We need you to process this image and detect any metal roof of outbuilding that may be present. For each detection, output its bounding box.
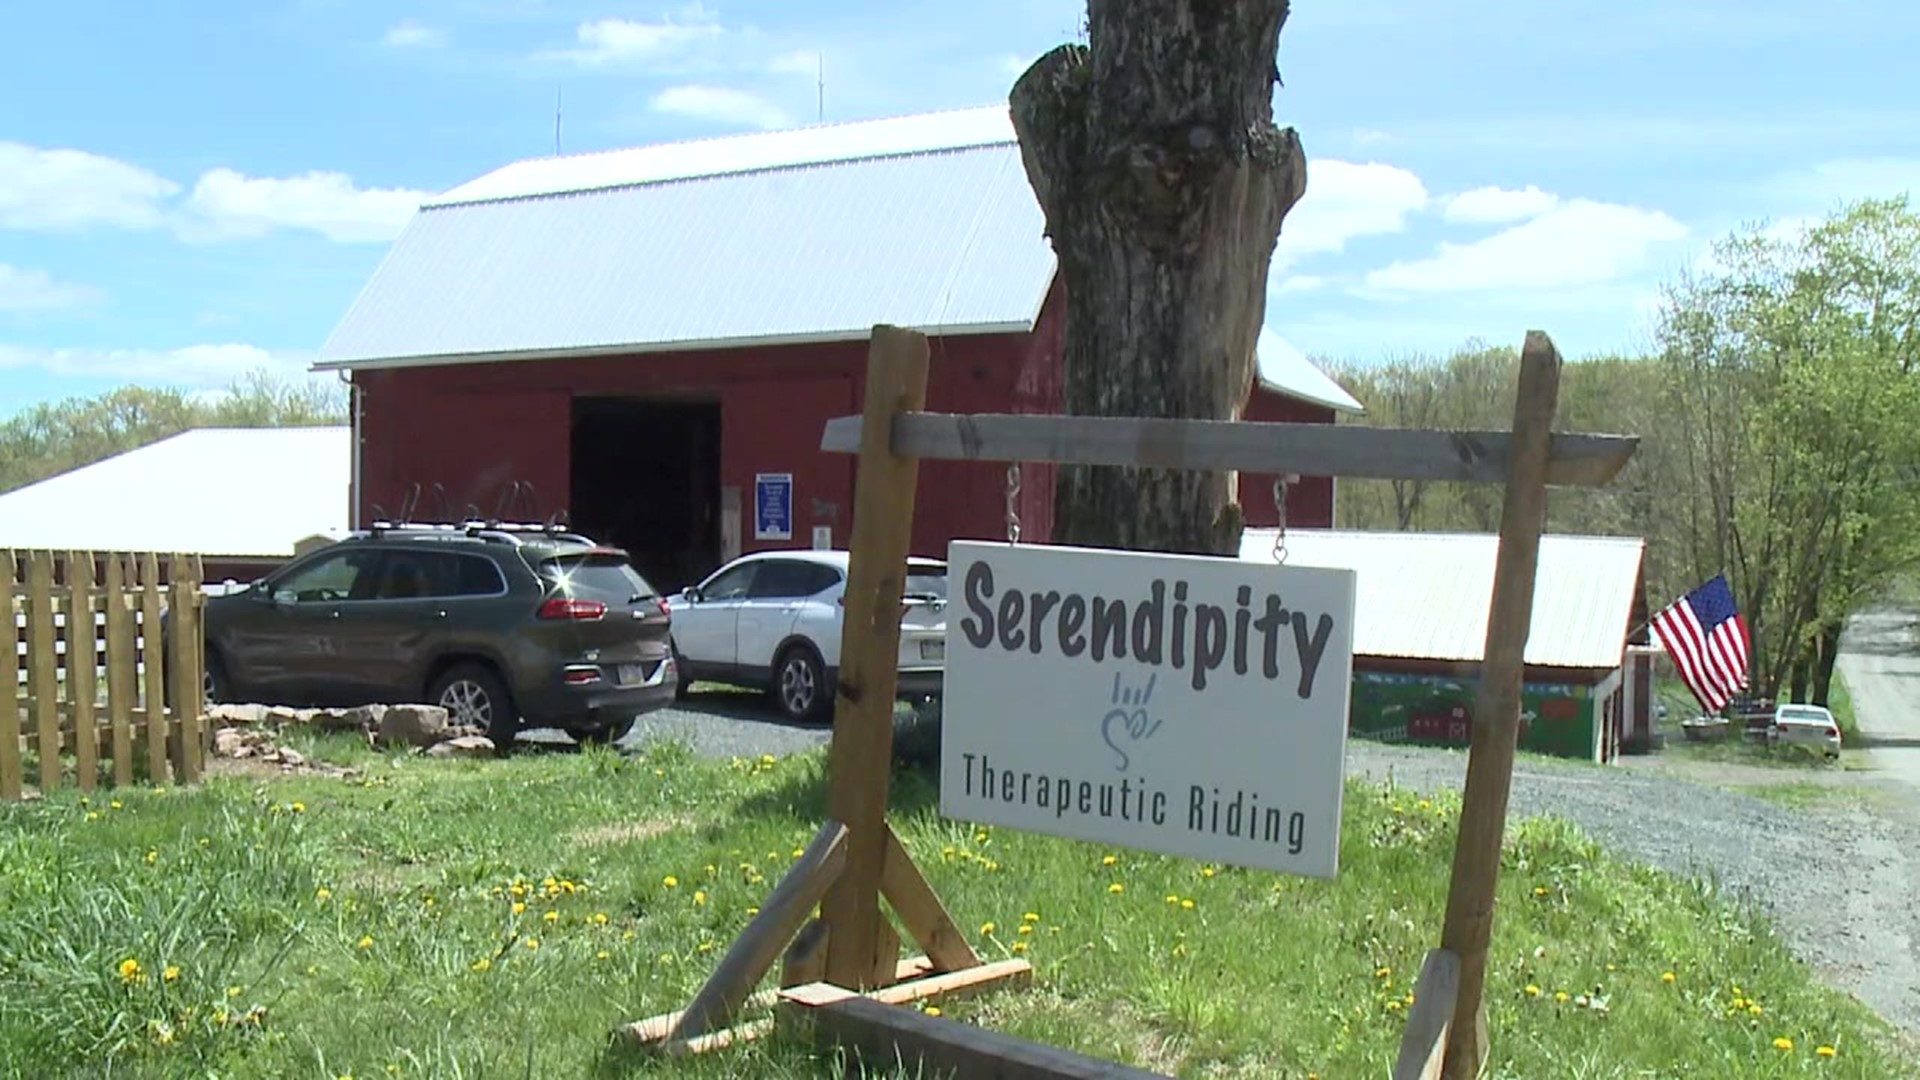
[314,105,1361,413]
[0,427,349,561]
[1238,528,1646,671]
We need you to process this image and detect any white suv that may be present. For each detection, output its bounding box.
[665,550,947,723]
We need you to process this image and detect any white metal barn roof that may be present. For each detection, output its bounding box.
[0,427,350,560]
[1238,528,1646,671]
[314,105,1359,412]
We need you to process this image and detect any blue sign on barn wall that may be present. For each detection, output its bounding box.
[755,473,793,541]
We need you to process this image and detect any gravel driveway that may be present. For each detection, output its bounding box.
[612,670,1920,1040]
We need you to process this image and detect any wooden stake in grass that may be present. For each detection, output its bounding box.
[819,325,931,990]
[1,550,21,801]
[1437,331,1562,1080]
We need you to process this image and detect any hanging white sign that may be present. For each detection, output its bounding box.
[939,540,1357,879]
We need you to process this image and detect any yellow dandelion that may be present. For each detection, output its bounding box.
[471,957,492,972]
[509,883,526,898]
[981,922,997,935]
[1376,967,1392,979]
[1165,894,1180,904]
[110,800,122,809]
[543,910,559,924]
[1554,991,1569,1004]
[1773,1037,1793,1052]
[1661,971,1676,984]
[1012,941,1029,955]
[357,935,374,950]
[1202,867,1216,878]
[316,887,332,902]
[117,958,142,984]
[592,912,609,926]
[924,1006,942,1018]
[623,930,638,941]
[85,811,100,822]
[1017,924,1033,936]
[525,938,540,951]
[663,875,679,888]
[1108,883,1124,894]
[1817,1046,1837,1058]
[227,986,242,999]
[162,965,181,983]
[145,850,158,865]
[1524,985,1541,997]
[1533,886,1548,897]
[291,801,306,814]
[694,890,708,906]
[1101,854,1117,866]
[596,950,611,961]
[1181,899,1195,911]
[1022,912,1039,922]
[1749,1004,1763,1017]
[512,902,527,915]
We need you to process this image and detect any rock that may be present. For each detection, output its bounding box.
[278,747,305,767]
[378,704,450,749]
[265,706,305,727]
[207,703,269,725]
[426,735,496,759]
[214,727,273,759]
[311,706,378,734]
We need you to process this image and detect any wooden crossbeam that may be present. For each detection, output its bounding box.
[881,826,980,972]
[818,412,1637,488]
[668,819,849,1042]
[1392,949,1463,1080]
[781,977,1165,1079]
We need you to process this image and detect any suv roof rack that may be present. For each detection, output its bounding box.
[357,519,599,547]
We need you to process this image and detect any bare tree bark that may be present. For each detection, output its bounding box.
[1009,0,1307,555]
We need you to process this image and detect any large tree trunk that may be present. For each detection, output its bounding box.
[1811,618,1845,706]
[1009,1,1308,555]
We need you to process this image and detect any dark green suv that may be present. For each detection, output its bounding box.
[201,523,678,746]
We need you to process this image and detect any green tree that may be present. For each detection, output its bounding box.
[0,368,346,495]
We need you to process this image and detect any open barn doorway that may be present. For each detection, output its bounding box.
[570,397,721,595]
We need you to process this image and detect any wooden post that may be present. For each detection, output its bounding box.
[1437,331,1562,1080]
[139,553,168,784]
[169,554,205,782]
[819,325,931,989]
[1,551,20,800]
[67,553,99,793]
[104,555,136,788]
[26,551,60,795]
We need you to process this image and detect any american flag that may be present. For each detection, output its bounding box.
[1650,574,1750,712]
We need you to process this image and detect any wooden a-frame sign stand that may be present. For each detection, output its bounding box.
[618,325,1637,1080]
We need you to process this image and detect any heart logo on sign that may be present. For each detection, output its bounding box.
[1100,671,1160,772]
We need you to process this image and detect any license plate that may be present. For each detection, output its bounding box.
[919,640,945,661]
[618,663,646,685]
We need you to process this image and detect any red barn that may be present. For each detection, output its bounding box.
[315,107,1363,593]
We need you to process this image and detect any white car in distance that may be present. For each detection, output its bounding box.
[1770,702,1842,759]
[665,550,948,723]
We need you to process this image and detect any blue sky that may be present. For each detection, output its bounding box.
[3,0,1918,417]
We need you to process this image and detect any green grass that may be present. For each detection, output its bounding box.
[1,739,1911,1080]
[1733,782,1868,810]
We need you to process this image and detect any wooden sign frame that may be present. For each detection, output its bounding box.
[619,325,1636,1080]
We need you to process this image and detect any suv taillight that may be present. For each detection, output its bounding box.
[539,598,607,621]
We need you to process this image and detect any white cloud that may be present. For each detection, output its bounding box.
[381,20,445,48]
[0,141,179,231]
[1275,275,1324,294]
[545,8,723,67]
[1364,198,1689,293]
[1275,159,1428,267]
[651,85,790,131]
[0,342,317,387]
[1443,184,1559,224]
[182,169,428,244]
[0,139,426,244]
[0,265,100,312]
[770,49,820,76]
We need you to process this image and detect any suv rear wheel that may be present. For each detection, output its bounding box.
[773,644,830,724]
[430,662,519,748]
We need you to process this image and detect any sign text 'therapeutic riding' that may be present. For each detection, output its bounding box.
[937,541,1358,880]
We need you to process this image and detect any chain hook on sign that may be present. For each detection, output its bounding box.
[1271,473,1298,564]
[1005,463,1023,544]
